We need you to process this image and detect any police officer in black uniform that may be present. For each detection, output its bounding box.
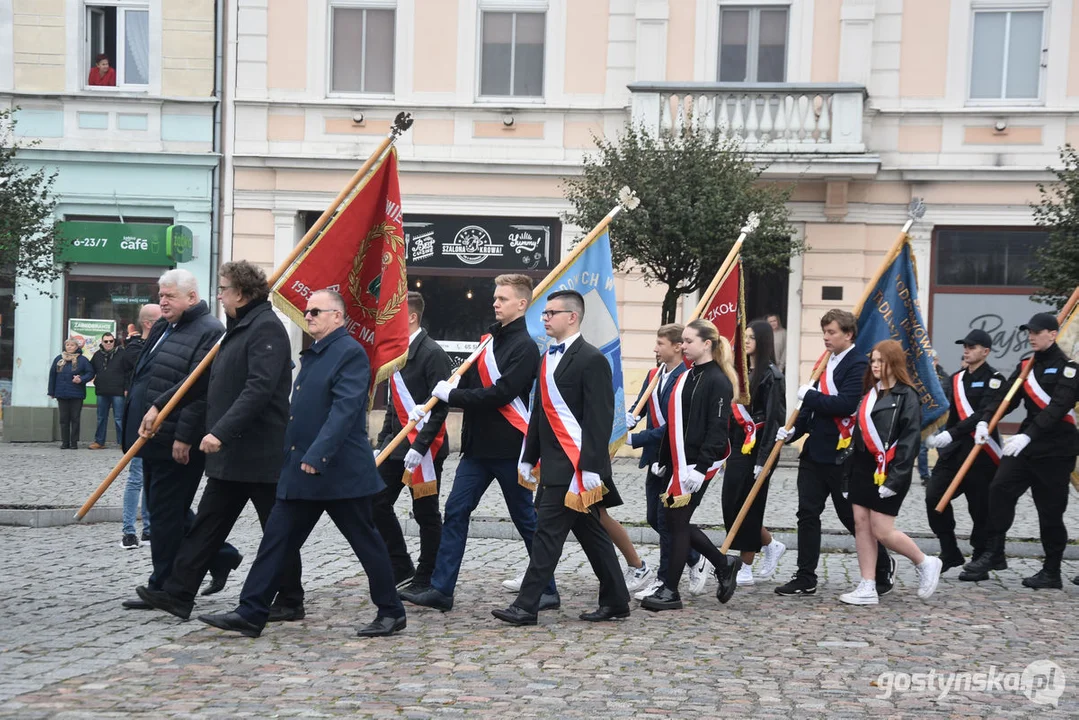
[924,329,1006,573]
[961,313,1079,588]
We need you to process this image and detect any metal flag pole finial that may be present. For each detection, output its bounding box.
[391,112,414,138]
[902,197,927,234]
[618,186,641,212]
[741,212,761,236]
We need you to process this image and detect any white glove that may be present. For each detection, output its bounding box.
[432,378,458,403]
[372,448,380,460]
[842,491,849,499]
[408,406,429,425]
[926,431,952,449]
[625,412,640,429]
[776,426,793,443]
[581,470,603,491]
[1002,433,1031,457]
[650,462,667,477]
[403,449,423,472]
[879,486,897,499]
[974,422,989,445]
[625,433,634,447]
[797,384,814,401]
[518,462,534,481]
[753,464,764,479]
[681,468,706,494]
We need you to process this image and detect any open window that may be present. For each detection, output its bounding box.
[85,3,150,90]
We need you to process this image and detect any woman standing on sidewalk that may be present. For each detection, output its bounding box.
[840,339,942,606]
[722,319,786,587]
[47,339,94,449]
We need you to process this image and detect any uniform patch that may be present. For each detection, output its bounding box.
[989,378,1002,389]
[1045,367,1059,374]
[1065,366,1077,379]
[971,381,984,387]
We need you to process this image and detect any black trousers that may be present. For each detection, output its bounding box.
[372,457,443,585]
[985,455,1073,570]
[795,458,891,583]
[57,398,82,447]
[143,456,240,591]
[162,478,304,606]
[515,484,629,614]
[925,451,993,556]
[237,496,405,626]
[665,478,729,589]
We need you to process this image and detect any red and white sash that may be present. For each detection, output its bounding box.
[538,354,602,511]
[390,372,446,498]
[952,371,1002,464]
[1022,360,1077,426]
[663,371,730,506]
[473,333,538,489]
[732,403,761,455]
[645,367,664,427]
[858,385,895,487]
[820,357,856,450]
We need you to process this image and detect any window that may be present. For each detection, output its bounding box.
[330,5,396,94]
[85,3,149,89]
[718,7,788,83]
[969,9,1045,101]
[479,11,545,97]
[935,228,1048,287]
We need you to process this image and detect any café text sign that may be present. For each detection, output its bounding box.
[58,222,194,266]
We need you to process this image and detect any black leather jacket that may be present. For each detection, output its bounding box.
[851,382,921,496]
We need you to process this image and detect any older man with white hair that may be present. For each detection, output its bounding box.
[120,269,241,611]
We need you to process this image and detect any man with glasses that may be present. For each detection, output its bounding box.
[88,333,126,450]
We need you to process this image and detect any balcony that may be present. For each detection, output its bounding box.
[628,82,869,156]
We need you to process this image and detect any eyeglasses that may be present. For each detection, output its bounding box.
[540,310,573,320]
[303,308,340,318]
[218,285,233,292]
[101,339,115,344]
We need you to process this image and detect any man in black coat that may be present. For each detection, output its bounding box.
[374,291,452,593]
[774,309,894,597]
[135,261,304,620]
[119,269,240,609]
[88,332,126,449]
[493,290,629,626]
[199,290,405,638]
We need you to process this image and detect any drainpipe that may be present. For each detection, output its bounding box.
[209,0,225,314]
[219,0,237,273]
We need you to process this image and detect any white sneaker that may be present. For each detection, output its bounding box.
[633,579,663,600]
[839,579,879,605]
[686,557,711,595]
[624,561,654,592]
[736,563,755,586]
[502,570,526,593]
[756,539,786,579]
[916,556,943,599]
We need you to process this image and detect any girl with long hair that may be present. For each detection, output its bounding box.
[723,320,786,586]
[841,340,943,605]
[641,319,736,611]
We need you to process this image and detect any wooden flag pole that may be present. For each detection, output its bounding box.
[375,187,642,467]
[73,113,416,521]
[935,282,1079,513]
[718,199,928,557]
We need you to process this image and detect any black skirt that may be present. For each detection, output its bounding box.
[721,427,772,551]
[847,449,908,517]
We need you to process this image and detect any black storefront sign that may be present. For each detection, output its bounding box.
[404,215,560,271]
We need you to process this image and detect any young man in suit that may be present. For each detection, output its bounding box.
[492,290,630,626]
[774,309,895,597]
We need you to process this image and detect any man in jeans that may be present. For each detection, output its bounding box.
[89,332,126,450]
[119,304,160,549]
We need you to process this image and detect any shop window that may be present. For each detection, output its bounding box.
[479,11,545,98]
[969,9,1045,101]
[718,6,788,83]
[330,4,396,94]
[85,3,150,89]
[935,228,1048,287]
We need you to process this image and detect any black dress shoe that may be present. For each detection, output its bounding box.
[1022,569,1063,590]
[492,605,538,626]
[579,605,631,622]
[197,611,262,638]
[121,597,152,610]
[1072,575,1079,586]
[268,604,306,623]
[356,615,407,637]
[537,592,561,611]
[136,585,193,620]
[202,553,244,596]
[399,586,453,612]
[640,586,682,612]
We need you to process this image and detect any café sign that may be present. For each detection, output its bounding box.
[57,222,194,266]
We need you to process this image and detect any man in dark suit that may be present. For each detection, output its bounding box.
[492,290,630,626]
[198,289,406,638]
[374,291,452,593]
[774,309,894,597]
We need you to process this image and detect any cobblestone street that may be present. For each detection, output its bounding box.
[2,443,1078,717]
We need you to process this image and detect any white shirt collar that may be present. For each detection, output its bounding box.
[408,328,422,345]
[830,343,855,365]
[554,332,581,352]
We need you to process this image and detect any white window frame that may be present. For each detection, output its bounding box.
[476,2,548,102]
[82,0,151,92]
[716,3,790,83]
[326,0,398,98]
[966,2,1049,106]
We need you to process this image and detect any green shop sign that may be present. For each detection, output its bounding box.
[57,222,195,266]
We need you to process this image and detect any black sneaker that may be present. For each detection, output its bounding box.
[1021,569,1063,590]
[775,575,817,596]
[120,533,140,550]
[141,530,151,543]
[877,557,898,596]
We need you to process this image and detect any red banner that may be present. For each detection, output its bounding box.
[700,259,750,404]
[272,149,409,399]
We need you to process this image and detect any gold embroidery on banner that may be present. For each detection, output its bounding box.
[348,222,407,325]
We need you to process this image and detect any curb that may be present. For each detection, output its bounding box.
[0,506,122,528]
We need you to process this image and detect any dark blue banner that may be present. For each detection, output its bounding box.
[856,240,949,430]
